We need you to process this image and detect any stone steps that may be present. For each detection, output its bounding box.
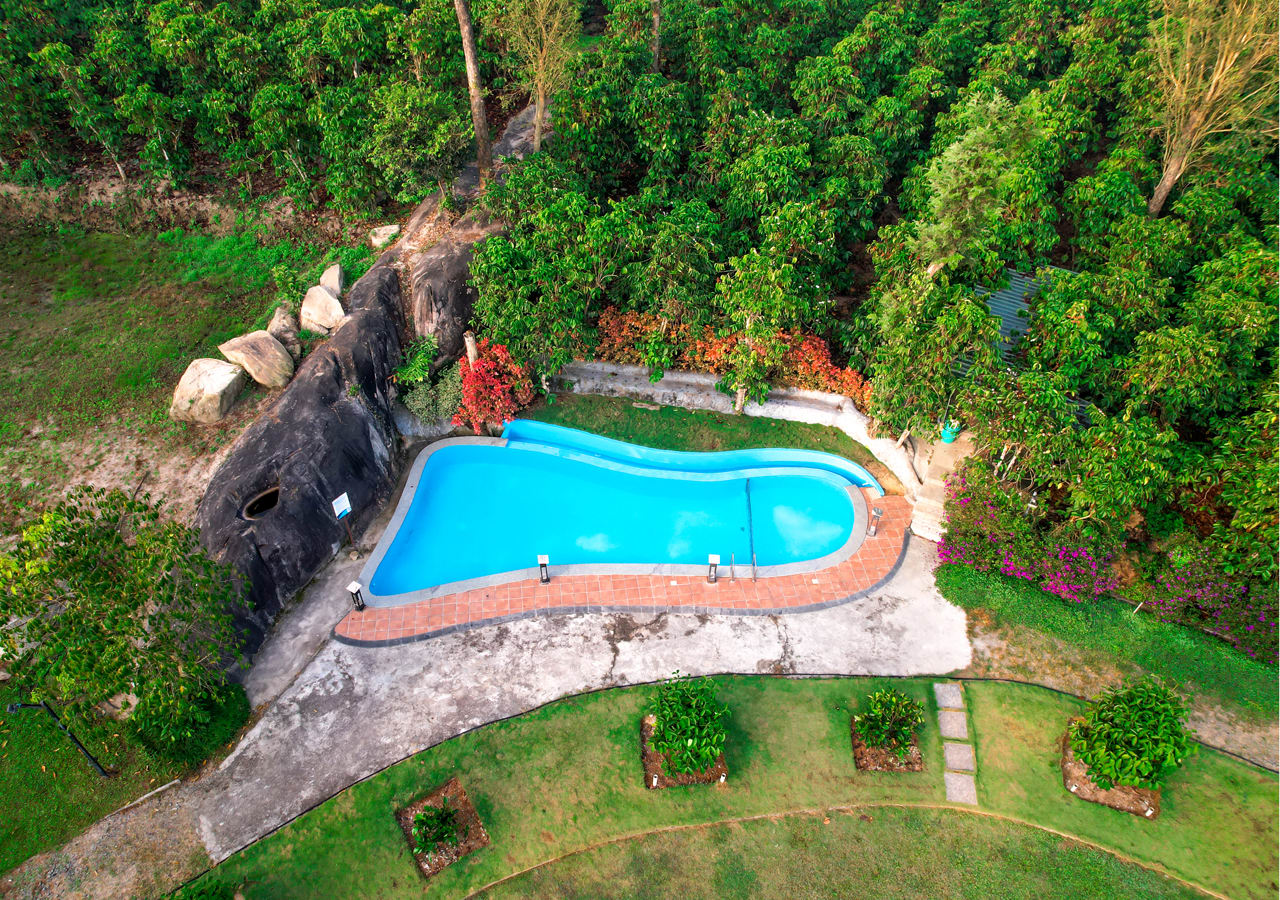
[935,681,978,805]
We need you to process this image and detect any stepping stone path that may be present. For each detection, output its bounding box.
[935,682,979,806]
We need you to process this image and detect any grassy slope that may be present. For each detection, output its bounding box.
[523,393,905,495]
[0,681,182,874]
[486,808,1205,900]
[937,565,1278,719]
[0,223,372,527]
[185,678,1276,899]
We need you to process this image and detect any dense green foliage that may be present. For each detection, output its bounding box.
[1068,676,1191,790]
[468,0,1275,660]
[649,673,729,775]
[853,688,925,759]
[0,487,245,750]
[411,797,462,856]
[0,0,525,210]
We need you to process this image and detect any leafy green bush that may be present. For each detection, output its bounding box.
[853,689,925,760]
[403,361,462,423]
[136,682,250,767]
[395,336,439,386]
[1069,676,1192,790]
[412,798,461,857]
[649,673,728,775]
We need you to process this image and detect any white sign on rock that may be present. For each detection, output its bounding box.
[332,492,352,520]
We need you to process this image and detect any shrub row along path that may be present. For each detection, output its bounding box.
[3,517,969,900]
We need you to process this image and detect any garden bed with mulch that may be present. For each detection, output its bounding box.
[640,714,728,789]
[1060,723,1160,819]
[394,777,490,879]
[850,725,924,772]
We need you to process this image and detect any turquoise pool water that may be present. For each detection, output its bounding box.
[364,421,881,601]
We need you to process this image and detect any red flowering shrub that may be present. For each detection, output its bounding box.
[590,307,871,408]
[453,339,536,434]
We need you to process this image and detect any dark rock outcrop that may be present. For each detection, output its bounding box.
[409,210,503,361]
[196,265,403,654]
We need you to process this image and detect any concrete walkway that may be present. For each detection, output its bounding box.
[3,532,970,899]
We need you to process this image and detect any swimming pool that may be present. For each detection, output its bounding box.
[360,421,884,605]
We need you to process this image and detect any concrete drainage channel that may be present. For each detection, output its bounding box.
[936,681,978,805]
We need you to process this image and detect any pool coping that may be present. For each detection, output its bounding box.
[335,528,912,648]
[356,435,871,608]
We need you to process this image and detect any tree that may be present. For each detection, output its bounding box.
[0,487,244,749]
[1147,0,1278,217]
[497,0,581,151]
[32,42,128,182]
[453,0,492,181]
[911,91,1040,277]
[366,79,472,204]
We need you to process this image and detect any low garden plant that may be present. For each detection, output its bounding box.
[412,798,462,858]
[649,673,728,775]
[853,689,925,760]
[1068,676,1192,791]
[395,336,464,424]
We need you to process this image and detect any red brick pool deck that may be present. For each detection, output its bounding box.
[334,491,910,646]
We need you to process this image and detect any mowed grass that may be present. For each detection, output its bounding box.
[0,681,181,874]
[524,393,904,494]
[968,680,1279,900]
[485,807,1207,900]
[183,678,1276,899]
[937,565,1278,719]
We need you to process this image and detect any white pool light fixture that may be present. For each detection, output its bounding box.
[869,507,884,537]
[707,554,720,584]
[538,554,550,584]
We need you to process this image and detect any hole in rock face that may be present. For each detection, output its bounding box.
[242,487,281,520]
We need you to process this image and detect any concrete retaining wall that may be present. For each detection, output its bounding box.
[551,361,924,498]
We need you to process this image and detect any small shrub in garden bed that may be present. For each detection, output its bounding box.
[851,689,925,772]
[1062,676,1191,818]
[394,778,489,879]
[642,673,729,787]
[454,338,535,434]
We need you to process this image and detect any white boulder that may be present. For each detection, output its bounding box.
[267,305,302,361]
[320,262,345,295]
[218,330,295,389]
[369,224,400,248]
[300,285,344,334]
[169,358,247,424]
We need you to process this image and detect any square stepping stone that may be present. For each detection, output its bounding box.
[933,682,964,710]
[945,771,978,805]
[938,709,968,740]
[944,741,976,772]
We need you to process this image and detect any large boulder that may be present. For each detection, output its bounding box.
[320,263,345,296]
[169,358,247,424]
[267,306,302,361]
[196,266,403,653]
[300,285,344,334]
[218,330,294,389]
[410,210,503,359]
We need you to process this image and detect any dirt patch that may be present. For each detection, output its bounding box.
[640,715,728,789]
[959,613,1279,770]
[850,728,923,772]
[1060,722,1160,819]
[394,777,490,881]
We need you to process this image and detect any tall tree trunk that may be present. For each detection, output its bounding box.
[533,85,546,151]
[453,0,492,183]
[650,0,661,73]
[1147,148,1188,218]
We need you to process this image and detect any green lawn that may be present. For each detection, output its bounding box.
[179,678,1277,899]
[0,222,372,528]
[486,808,1207,900]
[937,565,1278,719]
[524,393,904,494]
[0,681,182,874]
